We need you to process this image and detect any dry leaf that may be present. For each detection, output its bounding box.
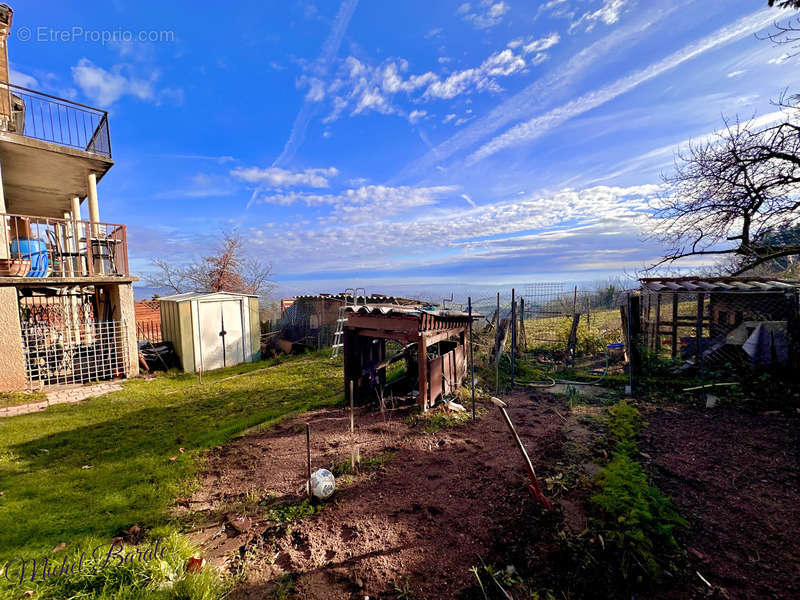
[81,465,93,470]
[52,542,67,553]
[185,556,205,573]
[169,456,178,462]
[179,448,185,453]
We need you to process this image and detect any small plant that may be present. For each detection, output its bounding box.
[265,498,320,523]
[590,400,686,582]
[394,577,415,599]
[565,384,579,409]
[406,406,471,433]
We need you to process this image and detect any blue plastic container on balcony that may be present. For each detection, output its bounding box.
[10,238,48,277]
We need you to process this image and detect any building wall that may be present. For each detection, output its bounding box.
[104,282,139,378]
[0,286,25,391]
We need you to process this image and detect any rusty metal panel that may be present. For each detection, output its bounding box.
[429,356,443,405]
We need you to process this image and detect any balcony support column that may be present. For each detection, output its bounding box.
[0,159,7,260]
[70,195,82,276]
[87,172,100,231]
[87,172,104,274]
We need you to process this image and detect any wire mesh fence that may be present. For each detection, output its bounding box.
[635,286,799,380]
[21,320,130,390]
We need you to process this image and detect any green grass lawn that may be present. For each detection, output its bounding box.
[0,351,342,598]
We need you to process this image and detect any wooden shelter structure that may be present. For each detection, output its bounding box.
[633,277,800,370]
[342,305,476,410]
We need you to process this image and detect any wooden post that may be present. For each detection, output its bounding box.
[696,293,706,403]
[671,294,679,359]
[654,294,662,356]
[496,292,500,394]
[628,294,641,394]
[511,288,516,388]
[519,297,526,351]
[786,291,800,371]
[306,423,312,499]
[469,297,475,420]
[349,380,354,433]
[418,335,427,410]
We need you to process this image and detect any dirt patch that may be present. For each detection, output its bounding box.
[187,391,582,598]
[642,406,800,599]
[185,393,800,599]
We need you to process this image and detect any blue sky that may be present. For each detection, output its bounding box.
[8,0,800,297]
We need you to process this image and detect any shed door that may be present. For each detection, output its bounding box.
[221,300,244,367]
[198,301,225,371]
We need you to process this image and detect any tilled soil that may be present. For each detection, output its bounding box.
[185,395,800,599]
[187,391,574,599]
[642,406,800,600]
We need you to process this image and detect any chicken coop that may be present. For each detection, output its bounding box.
[634,277,800,370]
[342,304,476,410]
[159,292,260,373]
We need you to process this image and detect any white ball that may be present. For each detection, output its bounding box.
[310,468,335,500]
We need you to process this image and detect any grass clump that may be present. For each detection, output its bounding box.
[3,529,228,600]
[406,407,471,434]
[265,499,320,524]
[0,391,46,409]
[591,400,686,583]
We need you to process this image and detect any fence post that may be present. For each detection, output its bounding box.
[628,294,641,395]
[469,297,475,420]
[696,293,705,403]
[671,294,679,359]
[511,288,516,388]
[787,291,800,372]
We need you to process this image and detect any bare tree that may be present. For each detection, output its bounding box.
[649,113,800,274]
[146,230,274,296]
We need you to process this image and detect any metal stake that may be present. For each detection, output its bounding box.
[305,423,312,499]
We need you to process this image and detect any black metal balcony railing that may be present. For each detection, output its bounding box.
[0,82,111,158]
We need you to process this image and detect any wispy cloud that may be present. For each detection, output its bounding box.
[318,38,556,122]
[250,184,457,223]
[569,0,629,33]
[457,1,511,29]
[232,166,338,188]
[394,3,682,182]
[273,0,359,167]
[467,9,777,164]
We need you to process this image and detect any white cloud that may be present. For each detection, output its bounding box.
[395,3,682,182]
[443,113,457,123]
[71,59,159,106]
[304,77,326,101]
[521,32,561,54]
[458,1,511,29]
[9,68,37,88]
[768,53,791,64]
[231,166,338,188]
[727,69,746,78]
[461,193,477,207]
[468,9,778,164]
[408,110,427,124]
[250,184,457,222]
[319,41,545,120]
[570,0,628,33]
[243,183,661,274]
